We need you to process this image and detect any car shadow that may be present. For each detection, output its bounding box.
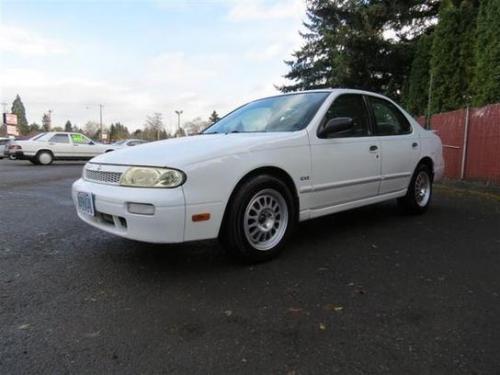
[103,200,407,276]
[13,162,87,167]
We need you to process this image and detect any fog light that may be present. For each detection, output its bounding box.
[127,202,155,215]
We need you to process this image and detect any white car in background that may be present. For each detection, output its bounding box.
[0,137,10,159]
[112,139,148,148]
[73,89,444,262]
[9,132,116,165]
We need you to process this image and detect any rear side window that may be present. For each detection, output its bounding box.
[50,134,70,143]
[368,97,411,136]
[320,94,370,138]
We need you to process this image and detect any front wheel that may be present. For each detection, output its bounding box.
[221,175,296,263]
[398,164,433,214]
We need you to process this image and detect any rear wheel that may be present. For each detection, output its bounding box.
[398,163,432,214]
[221,175,296,263]
[36,151,54,165]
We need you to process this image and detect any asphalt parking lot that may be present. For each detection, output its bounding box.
[1,159,499,374]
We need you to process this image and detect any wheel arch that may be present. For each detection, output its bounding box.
[218,166,299,236]
[418,156,434,180]
[36,149,54,157]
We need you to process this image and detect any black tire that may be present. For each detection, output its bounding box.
[29,158,40,165]
[220,174,297,263]
[398,163,433,214]
[36,150,54,165]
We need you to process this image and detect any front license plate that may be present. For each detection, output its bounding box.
[77,191,95,216]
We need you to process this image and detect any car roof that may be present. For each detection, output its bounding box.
[46,132,83,135]
[256,88,392,102]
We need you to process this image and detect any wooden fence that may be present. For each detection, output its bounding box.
[417,103,500,184]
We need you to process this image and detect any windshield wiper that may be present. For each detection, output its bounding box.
[226,130,267,134]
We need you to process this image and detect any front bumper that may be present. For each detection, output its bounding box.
[72,178,186,243]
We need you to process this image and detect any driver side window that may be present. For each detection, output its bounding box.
[320,94,370,138]
[71,134,92,144]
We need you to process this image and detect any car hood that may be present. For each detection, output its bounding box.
[89,132,305,168]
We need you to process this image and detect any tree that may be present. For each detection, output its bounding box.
[11,95,29,135]
[109,122,130,142]
[279,0,440,101]
[184,117,209,135]
[143,113,165,140]
[42,113,51,132]
[429,0,478,113]
[133,129,144,139]
[472,0,500,106]
[28,122,41,134]
[83,121,99,138]
[209,110,220,124]
[64,120,73,132]
[405,33,434,115]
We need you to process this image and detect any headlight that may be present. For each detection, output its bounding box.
[120,167,186,188]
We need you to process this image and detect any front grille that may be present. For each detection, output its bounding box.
[85,169,122,185]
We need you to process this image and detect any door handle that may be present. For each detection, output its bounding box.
[369,145,378,152]
[412,142,418,148]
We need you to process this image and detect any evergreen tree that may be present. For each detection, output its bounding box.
[279,0,439,101]
[28,122,41,134]
[109,122,130,141]
[11,95,29,135]
[472,0,500,106]
[64,120,73,132]
[429,0,478,113]
[42,113,51,132]
[406,33,433,115]
[209,110,220,124]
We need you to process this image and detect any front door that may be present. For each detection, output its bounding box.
[70,133,98,158]
[309,94,381,211]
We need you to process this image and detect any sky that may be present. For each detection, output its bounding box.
[0,0,307,133]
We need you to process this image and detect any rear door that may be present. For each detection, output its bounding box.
[309,94,381,211]
[366,96,419,194]
[48,134,72,157]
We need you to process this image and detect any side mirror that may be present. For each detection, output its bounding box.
[89,141,95,145]
[318,117,353,138]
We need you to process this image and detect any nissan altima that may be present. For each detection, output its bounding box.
[72,89,444,262]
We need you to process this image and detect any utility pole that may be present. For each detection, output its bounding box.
[1,102,7,114]
[175,110,183,137]
[48,110,53,130]
[99,104,103,142]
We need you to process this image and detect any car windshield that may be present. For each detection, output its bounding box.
[203,92,330,134]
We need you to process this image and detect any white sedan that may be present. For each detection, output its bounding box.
[72,89,444,262]
[0,137,10,159]
[9,132,116,165]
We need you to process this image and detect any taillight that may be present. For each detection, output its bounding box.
[9,145,21,150]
